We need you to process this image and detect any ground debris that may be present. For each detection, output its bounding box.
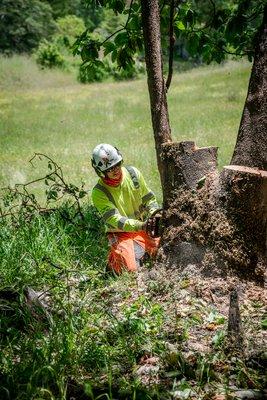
[232,389,267,399]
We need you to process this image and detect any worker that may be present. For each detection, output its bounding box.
[91,143,160,273]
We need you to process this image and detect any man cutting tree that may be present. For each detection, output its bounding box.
[91,143,161,273]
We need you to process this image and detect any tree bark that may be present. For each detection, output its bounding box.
[140,0,172,187]
[139,1,267,283]
[231,4,267,170]
[161,141,218,208]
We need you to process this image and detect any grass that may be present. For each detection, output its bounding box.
[1,204,266,399]
[1,55,265,400]
[0,55,251,202]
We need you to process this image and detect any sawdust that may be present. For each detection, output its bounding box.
[137,263,267,362]
[158,173,266,284]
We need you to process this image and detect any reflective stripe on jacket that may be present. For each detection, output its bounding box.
[91,166,158,232]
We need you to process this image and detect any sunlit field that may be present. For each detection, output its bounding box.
[0,55,250,201]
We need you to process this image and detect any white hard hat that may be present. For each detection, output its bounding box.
[91,143,123,173]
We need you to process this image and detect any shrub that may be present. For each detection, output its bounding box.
[56,15,86,47]
[112,60,146,81]
[35,40,66,69]
[78,58,145,84]
[34,15,86,70]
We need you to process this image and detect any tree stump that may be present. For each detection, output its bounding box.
[157,147,267,282]
[227,287,243,353]
[157,141,220,272]
[218,166,267,280]
[161,141,218,208]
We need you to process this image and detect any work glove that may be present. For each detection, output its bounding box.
[143,209,163,238]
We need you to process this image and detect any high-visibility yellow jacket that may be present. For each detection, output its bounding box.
[91,166,158,232]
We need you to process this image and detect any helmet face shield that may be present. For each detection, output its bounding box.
[91,144,123,174]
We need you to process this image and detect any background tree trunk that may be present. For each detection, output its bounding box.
[231,4,267,170]
[140,0,172,187]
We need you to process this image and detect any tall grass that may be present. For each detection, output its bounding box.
[0,55,251,201]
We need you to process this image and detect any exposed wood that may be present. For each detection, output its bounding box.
[219,166,267,279]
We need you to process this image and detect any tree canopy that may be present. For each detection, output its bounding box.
[0,0,103,53]
[75,0,266,78]
[0,0,57,53]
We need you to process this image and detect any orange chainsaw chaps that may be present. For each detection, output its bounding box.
[107,231,160,274]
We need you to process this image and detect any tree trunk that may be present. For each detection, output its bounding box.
[219,165,267,278]
[161,141,218,208]
[157,161,267,283]
[140,0,172,187]
[139,1,267,283]
[231,4,267,170]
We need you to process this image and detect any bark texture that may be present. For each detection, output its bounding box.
[161,141,218,208]
[231,4,267,170]
[227,287,243,352]
[140,0,172,187]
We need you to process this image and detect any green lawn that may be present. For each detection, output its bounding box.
[0,56,251,201]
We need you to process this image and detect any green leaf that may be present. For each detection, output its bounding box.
[81,42,99,62]
[176,21,186,31]
[79,190,87,199]
[185,9,195,25]
[212,330,225,348]
[261,319,267,330]
[111,49,118,63]
[207,310,225,324]
[136,36,143,52]
[112,0,125,14]
[114,32,128,46]
[46,190,58,200]
[117,48,133,69]
[94,60,105,68]
[127,14,140,31]
[103,41,115,56]
[165,371,180,378]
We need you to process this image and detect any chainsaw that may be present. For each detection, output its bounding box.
[145,208,164,238]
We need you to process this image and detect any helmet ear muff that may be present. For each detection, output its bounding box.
[91,159,105,177]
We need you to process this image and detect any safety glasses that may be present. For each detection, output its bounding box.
[105,161,122,173]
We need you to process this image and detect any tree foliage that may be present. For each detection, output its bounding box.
[75,0,266,75]
[0,0,57,53]
[35,15,86,69]
[179,0,266,63]
[0,0,104,54]
[45,0,104,31]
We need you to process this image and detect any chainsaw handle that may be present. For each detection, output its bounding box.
[145,208,164,238]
